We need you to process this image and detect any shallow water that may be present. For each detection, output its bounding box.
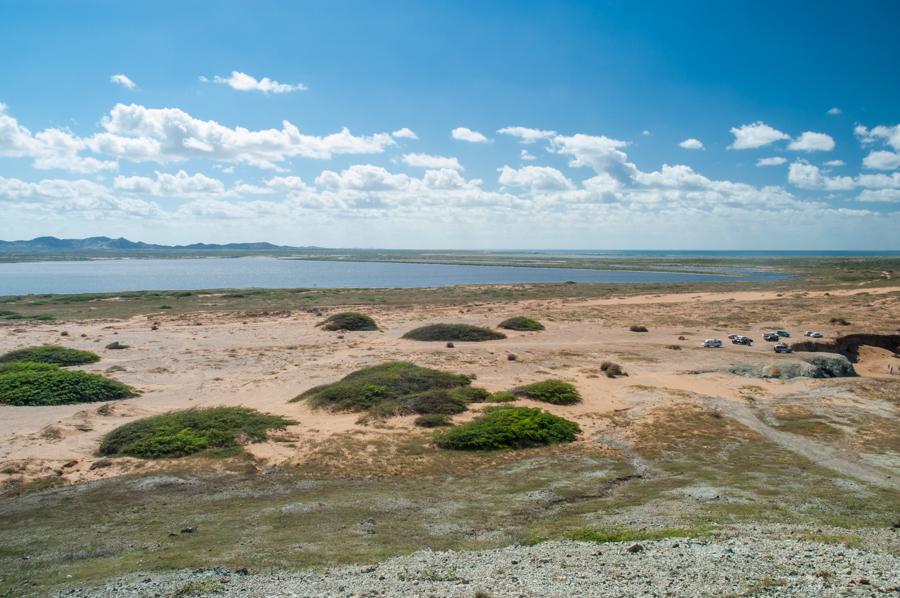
[0,257,787,295]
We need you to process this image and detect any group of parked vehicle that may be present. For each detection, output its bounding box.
[701,328,822,353]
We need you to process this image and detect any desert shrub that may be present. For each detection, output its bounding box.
[293,361,488,417]
[0,344,100,366]
[629,325,649,333]
[667,344,682,350]
[318,312,378,331]
[487,391,517,403]
[414,413,453,428]
[402,324,506,342]
[0,361,137,406]
[498,317,545,331]
[514,379,581,405]
[600,361,626,378]
[434,407,580,450]
[830,317,851,326]
[99,406,294,459]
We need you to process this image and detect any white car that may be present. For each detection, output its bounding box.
[810,331,823,338]
[703,339,722,348]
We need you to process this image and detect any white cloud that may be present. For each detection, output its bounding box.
[550,133,635,183]
[641,130,651,136]
[827,107,841,116]
[824,160,845,167]
[451,127,489,143]
[757,156,787,167]
[114,170,226,196]
[497,126,556,143]
[401,153,462,171]
[855,124,900,150]
[520,149,536,161]
[90,103,395,168]
[315,164,410,192]
[678,138,704,150]
[498,165,574,192]
[788,161,854,190]
[110,74,136,90]
[729,121,789,149]
[391,128,417,140]
[422,168,469,190]
[862,150,900,171]
[788,131,835,152]
[207,71,307,94]
[857,188,900,202]
[0,175,160,217]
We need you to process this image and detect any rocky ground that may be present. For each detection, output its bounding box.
[66,530,900,597]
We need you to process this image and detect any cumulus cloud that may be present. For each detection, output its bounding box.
[824,160,845,167]
[497,126,557,143]
[401,153,462,170]
[550,133,635,183]
[316,164,410,192]
[857,188,900,202]
[757,156,787,167]
[0,175,160,217]
[679,138,704,150]
[110,74,136,90]
[391,127,418,140]
[827,107,841,116]
[788,131,835,152]
[114,170,226,196]
[862,150,900,170]
[729,122,789,149]
[855,124,900,150]
[520,149,536,161]
[788,161,854,190]
[498,165,574,192]
[205,71,307,94]
[451,127,489,143]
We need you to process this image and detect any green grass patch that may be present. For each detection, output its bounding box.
[0,344,100,366]
[293,361,490,419]
[498,316,545,331]
[414,413,454,428]
[402,324,506,342]
[487,391,518,403]
[514,379,581,405]
[433,407,580,450]
[566,526,707,544]
[98,407,294,459]
[318,311,378,331]
[0,362,137,406]
[0,310,55,321]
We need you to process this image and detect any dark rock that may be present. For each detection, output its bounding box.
[507,353,517,361]
[180,527,195,534]
[105,341,129,350]
[627,544,644,554]
[446,342,454,348]
[234,568,249,576]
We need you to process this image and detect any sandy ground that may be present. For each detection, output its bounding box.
[1,285,898,486]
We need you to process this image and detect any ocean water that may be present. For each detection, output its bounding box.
[0,257,789,296]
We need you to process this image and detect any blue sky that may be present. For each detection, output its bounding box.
[1,0,898,248]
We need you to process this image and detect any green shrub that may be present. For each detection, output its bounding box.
[402,324,506,342]
[99,406,294,459]
[318,312,378,331]
[498,317,545,331]
[0,344,100,366]
[514,379,581,405]
[293,362,489,418]
[0,362,138,406]
[0,311,55,321]
[414,413,453,428]
[487,391,517,403]
[434,407,580,450]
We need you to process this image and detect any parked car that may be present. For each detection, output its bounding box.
[702,339,722,348]
[810,331,823,338]
[774,343,792,353]
[732,336,753,345]
[763,332,780,342]
[727,334,739,340]
[776,329,791,337]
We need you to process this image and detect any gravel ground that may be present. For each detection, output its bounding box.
[65,535,900,597]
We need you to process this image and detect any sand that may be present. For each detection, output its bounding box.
[1,284,898,486]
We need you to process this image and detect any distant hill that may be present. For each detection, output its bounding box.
[0,236,318,253]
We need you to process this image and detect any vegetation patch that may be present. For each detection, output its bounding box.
[414,413,453,428]
[600,361,627,378]
[293,361,488,417]
[402,324,506,342]
[0,344,100,366]
[434,406,580,450]
[566,526,707,544]
[629,325,649,332]
[487,391,518,403]
[0,361,137,406]
[318,311,378,331]
[99,406,294,459]
[514,379,581,405]
[498,316,545,331]
[0,309,54,321]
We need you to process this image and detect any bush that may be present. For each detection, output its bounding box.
[414,413,453,428]
[514,379,581,405]
[830,317,851,326]
[99,406,294,459]
[487,391,517,403]
[629,325,649,333]
[318,312,378,331]
[0,362,138,406]
[293,361,488,417]
[402,324,506,342]
[498,317,545,331]
[600,361,626,378]
[434,407,580,450]
[0,344,100,366]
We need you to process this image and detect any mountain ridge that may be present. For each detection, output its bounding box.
[0,236,319,252]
